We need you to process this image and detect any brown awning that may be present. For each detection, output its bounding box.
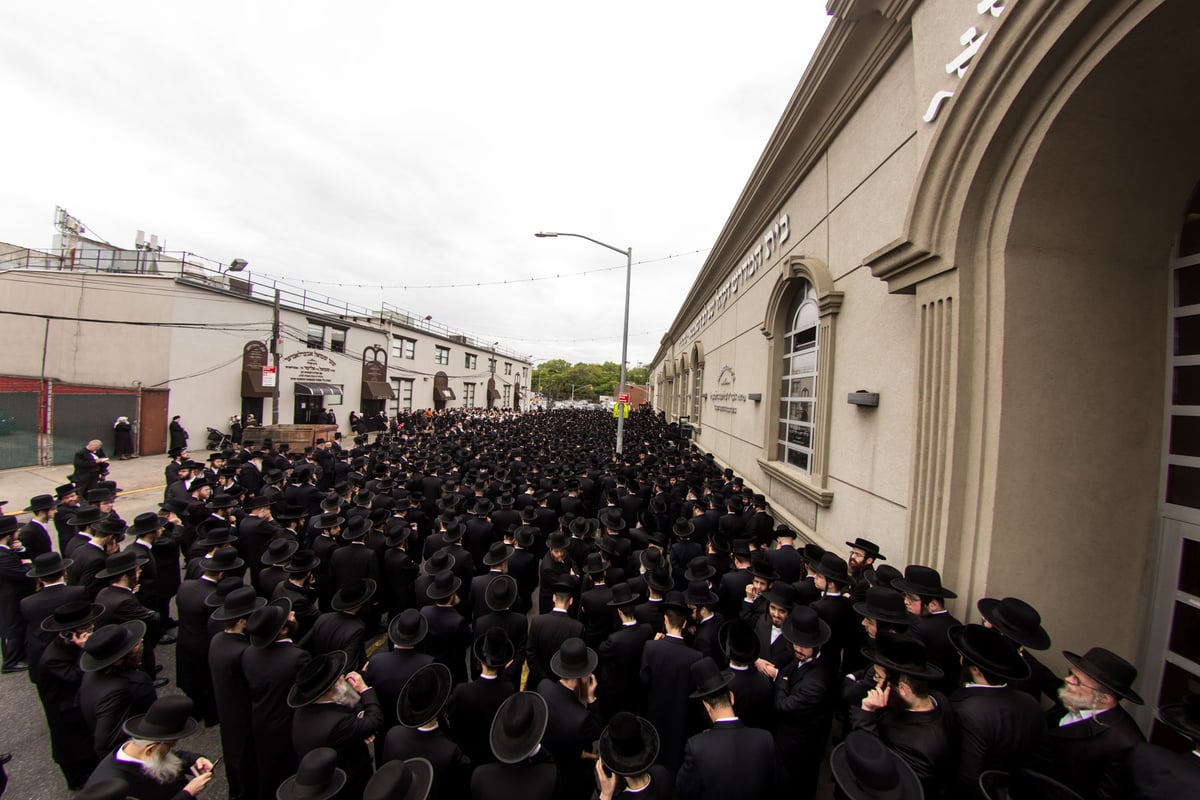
[241,370,272,398]
[295,382,343,396]
[362,381,396,400]
[487,387,502,401]
[438,387,457,401]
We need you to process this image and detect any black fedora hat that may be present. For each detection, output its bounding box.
[398,663,453,727]
[388,608,429,647]
[810,552,852,586]
[688,656,733,699]
[482,541,514,567]
[206,493,238,511]
[490,691,549,764]
[1158,693,1200,741]
[331,578,377,612]
[472,628,515,669]
[671,518,695,540]
[319,492,343,512]
[846,537,886,560]
[41,599,103,633]
[831,730,924,800]
[606,582,642,608]
[94,548,150,580]
[363,758,435,800]
[979,768,1084,800]
[854,586,919,627]
[977,597,1051,652]
[55,482,78,499]
[421,549,456,576]
[748,557,780,582]
[425,570,461,602]
[284,550,321,575]
[288,650,349,708]
[645,567,673,595]
[514,526,538,548]
[204,576,244,609]
[312,513,345,531]
[581,552,608,575]
[195,522,237,548]
[948,624,1031,683]
[485,574,518,612]
[248,598,292,648]
[94,517,128,539]
[598,507,627,531]
[277,747,347,800]
[129,512,169,538]
[801,542,827,567]
[243,494,272,512]
[869,564,903,589]
[25,494,55,513]
[551,637,598,680]
[68,506,108,528]
[211,586,267,622]
[274,504,306,522]
[80,620,146,672]
[26,551,73,579]
[341,516,371,541]
[261,537,300,566]
[761,581,800,610]
[782,605,831,648]
[891,565,957,599]
[1062,646,1143,704]
[441,520,466,542]
[73,779,130,800]
[598,713,660,777]
[661,590,689,614]
[123,694,199,742]
[685,580,719,608]
[683,556,715,582]
[719,619,759,665]
[200,546,244,573]
[862,631,944,681]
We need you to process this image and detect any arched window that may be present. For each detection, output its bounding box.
[691,343,704,426]
[778,281,819,471]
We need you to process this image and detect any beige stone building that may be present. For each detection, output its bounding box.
[649,0,1200,738]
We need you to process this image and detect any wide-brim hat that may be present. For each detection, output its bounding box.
[248,598,292,648]
[688,655,733,699]
[599,508,627,531]
[274,504,306,521]
[862,632,944,681]
[761,581,800,610]
[277,747,347,800]
[684,557,715,582]
[483,542,515,566]
[68,507,108,528]
[977,597,1051,652]
[514,526,538,548]
[491,691,549,764]
[206,493,238,510]
[312,513,345,531]
[599,713,660,777]
[1062,646,1143,704]
[551,637,598,680]
[979,769,1084,800]
[129,513,170,538]
[398,663,453,727]
[831,731,924,800]
[284,550,321,575]
[211,586,268,621]
[24,494,55,513]
[685,581,719,608]
[473,628,515,668]
[81,620,147,672]
[891,565,957,599]
[422,550,456,576]
[854,586,919,627]
[718,619,759,665]
[288,650,349,708]
[55,482,78,499]
[94,548,151,579]
[122,694,199,742]
[200,546,245,573]
[332,578,376,612]
[388,608,429,647]
[341,516,372,541]
[581,552,608,575]
[364,758,435,800]
[205,576,246,609]
[1158,693,1200,741]
[645,568,673,595]
[426,570,462,601]
[782,606,831,648]
[949,624,1031,683]
[262,538,300,566]
[485,574,518,612]
[748,558,780,582]
[811,553,852,586]
[846,537,886,561]
[27,551,74,579]
[41,599,103,633]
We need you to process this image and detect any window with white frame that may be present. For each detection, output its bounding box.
[329,327,347,354]
[488,357,497,374]
[435,346,450,365]
[503,383,510,407]
[307,321,326,350]
[692,359,703,424]
[392,337,415,360]
[777,281,818,472]
[390,378,414,414]
[463,383,476,407]
[465,353,478,370]
[504,362,512,376]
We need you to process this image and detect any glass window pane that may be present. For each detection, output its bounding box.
[1177,315,1200,355]
[1170,416,1200,457]
[1166,464,1200,508]
[1179,538,1200,597]
[1174,366,1200,405]
[307,323,324,349]
[1176,264,1200,306]
[1167,601,1200,663]
[330,329,346,353]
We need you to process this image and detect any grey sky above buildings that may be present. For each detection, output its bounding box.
[0,2,829,367]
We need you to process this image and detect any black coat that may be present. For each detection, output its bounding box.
[381,548,419,614]
[507,548,539,613]
[810,593,855,670]
[208,631,256,800]
[175,577,219,717]
[272,579,321,640]
[55,503,81,553]
[691,613,726,666]
[18,519,53,559]
[330,542,380,590]
[727,664,776,732]
[526,609,583,687]
[474,609,528,686]
[579,584,615,648]
[676,718,777,800]
[292,690,383,799]
[911,611,962,696]
[364,648,434,740]
[85,746,201,800]
[774,651,840,799]
[1127,742,1200,799]
[848,692,956,798]
[94,584,159,631]
[66,541,109,599]
[20,582,87,683]
[420,603,473,684]
[640,635,704,772]
[537,678,602,800]
[469,570,508,622]
[446,674,516,766]
[717,567,752,619]
[598,622,654,719]
[754,614,793,667]
[36,636,98,786]
[242,640,311,800]
[382,724,469,800]
[471,752,558,800]
[1033,703,1146,800]
[949,684,1045,795]
[300,610,368,672]
[78,666,158,758]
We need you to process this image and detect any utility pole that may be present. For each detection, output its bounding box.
[271,289,281,424]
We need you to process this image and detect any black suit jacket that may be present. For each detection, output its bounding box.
[364,648,434,732]
[94,584,158,631]
[676,718,777,800]
[727,665,776,732]
[912,611,962,696]
[330,542,380,590]
[242,639,311,793]
[78,666,158,757]
[849,691,956,797]
[1128,741,1200,799]
[950,684,1045,795]
[537,678,602,800]
[18,519,53,559]
[471,752,558,800]
[66,542,108,599]
[382,724,468,800]
[85,746,200,800]
[20,583,86,683]
[579,584,615,648]
[420,603,473,683]
[754,614,792,667]
[774,651,839,764]
[1033,703,1146,800]
[207,631,254,767]
[526,609,583,686]
[292,690,383,797]
[300,610,368,672]
[598,622,654,718]
[447,675,516,765]
[640,634,704,771]
[717,568,752,619]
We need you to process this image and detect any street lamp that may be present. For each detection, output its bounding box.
[536,231,632,455]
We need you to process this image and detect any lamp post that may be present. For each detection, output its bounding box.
[536,231,632,455]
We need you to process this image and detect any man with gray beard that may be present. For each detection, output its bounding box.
[83,694,215,799]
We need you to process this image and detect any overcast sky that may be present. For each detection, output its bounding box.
[0,2,830,367]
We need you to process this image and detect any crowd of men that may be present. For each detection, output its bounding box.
[1,407,1198,800]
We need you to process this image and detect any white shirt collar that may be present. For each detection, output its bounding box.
[1059,707,1104,727]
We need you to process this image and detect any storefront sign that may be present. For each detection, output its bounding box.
[681,212,789,344]
[261,366,276,387]
[282,350,338,381]
[922,1,1006,123]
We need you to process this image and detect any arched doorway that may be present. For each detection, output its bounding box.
[432,372,453,411]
